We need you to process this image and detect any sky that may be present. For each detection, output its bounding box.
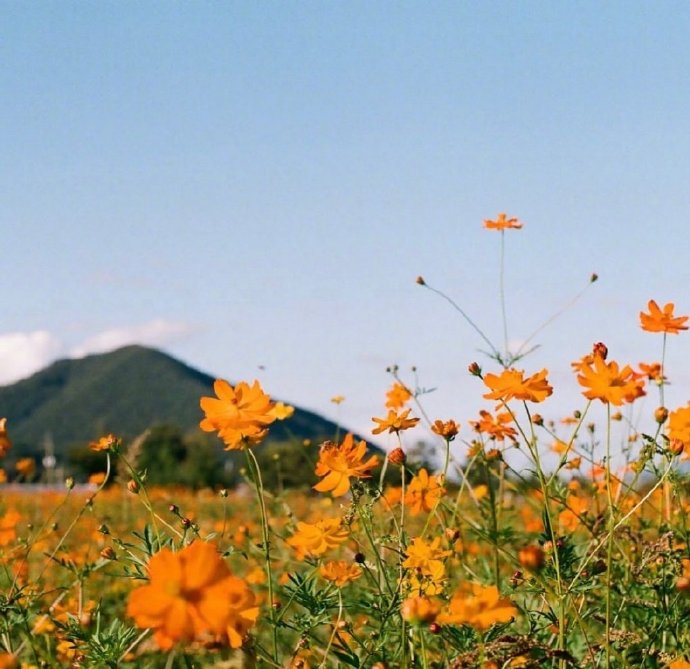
[3,2,690,457]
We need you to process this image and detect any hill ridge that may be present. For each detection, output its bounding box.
[0,345,343,456]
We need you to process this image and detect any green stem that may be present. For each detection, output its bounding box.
[246,447,279,664]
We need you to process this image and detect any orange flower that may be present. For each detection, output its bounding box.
[88,472,107,486]
[286,518,349,560]
[401,596,440,624]
[470,410,517,442]
[319,560,362,587]
[431,419,460,441]
[0,654,17,669]
[89,433,120,452]
[559,495,589,532]
[482,368,553,403]
[668,404,690,448]
[127,541,258,650]
[371,408,420,435]
[483,213,522,231]
[385,382,412,410]
[313,434,379,497]
[438,583,517,629]
[670,659,690,669]
[0,510,20,546]
[0,419,11,458]
[404,468,445,515]
[15,457,35,479]
[200,379,276,450]
[639,361,665,383]
[576,355,645,405]
[640,300,688,334]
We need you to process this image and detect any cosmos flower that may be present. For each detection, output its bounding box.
[313,434,379,497]
[127,541,258,649]
[639,300,688,334]
[200,379,276,450]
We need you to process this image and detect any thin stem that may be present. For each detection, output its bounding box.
[605,404,614,669]
[499,229,509,358]
[246,447,279,664]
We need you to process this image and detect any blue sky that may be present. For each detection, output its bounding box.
[3,2,690,452]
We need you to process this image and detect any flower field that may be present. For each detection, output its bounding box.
[3,216,690,668]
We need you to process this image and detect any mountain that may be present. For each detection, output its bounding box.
[0,345,345,455]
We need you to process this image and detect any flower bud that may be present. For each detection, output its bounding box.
[127,479,140,494]
[468,362,482,377]
[387,448,406,465]
[531,414,544,426]
[655,407,669,424]
[416,276,426,286]
[100,547,116,561]
[592,342,608,360]
[65,477,75,490]
[670,439,685,456]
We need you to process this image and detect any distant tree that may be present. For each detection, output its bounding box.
[132,425,233,489]
[67,444,108,479]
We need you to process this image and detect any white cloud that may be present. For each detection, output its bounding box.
[0,331,63,385]
[70,319,196,358]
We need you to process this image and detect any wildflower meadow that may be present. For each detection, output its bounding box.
[3,215,690,669]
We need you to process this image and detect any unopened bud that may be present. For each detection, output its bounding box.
[100,547,116,561]
[592,342,608,360]
[531,414,543,426]
[669,439,684,456]
[468,362,482,377]
[415,275,426,286]
[65,477,75,490]
[655,407,669,424]
[387,447,406,465]
[127,479,139,494]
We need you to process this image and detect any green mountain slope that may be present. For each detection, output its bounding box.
[0,345,344,455]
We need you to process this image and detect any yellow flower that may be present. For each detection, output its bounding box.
[371,409,419,435]
[404,469,445,515]
[286,518,349,560]
[200,379,276,450]
[313,434,379,497]
[402,536,451,576]
[271,402,295,420]
[127,541,258,649]
[319,560,362,587]
[385,382,412,410]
